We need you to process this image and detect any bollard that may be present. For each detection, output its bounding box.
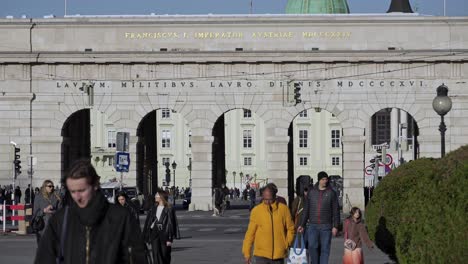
[9,204,30,235]
[1,201,5,232]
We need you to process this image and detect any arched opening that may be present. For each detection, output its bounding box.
[61,109,91,179]
[211,109,266,196]
[137,111,157,196]
[136,109,192,197]
[287,108,344,207]
[365,107,419,204]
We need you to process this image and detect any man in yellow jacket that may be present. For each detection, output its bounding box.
[242,183,295,264]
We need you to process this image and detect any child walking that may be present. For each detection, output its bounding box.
[343,207,374,264]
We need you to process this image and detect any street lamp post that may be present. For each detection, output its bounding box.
[171,161,177,206]
[432,84,452,158]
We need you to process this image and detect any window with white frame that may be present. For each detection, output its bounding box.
[299,110,308,117]
[299,130,308,148]
[107,156,114,167]
[244,157,252,166]
[299,157,308,166]
[107,130,116,148]
[243,130,252,148]
[332,157,340,166]
[243,109,252,118]
[162,157,170,167]
[161,108,171,119]
[162,130,171,148]
[331,129,341,148]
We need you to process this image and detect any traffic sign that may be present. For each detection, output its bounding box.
[115,152,130,172]
[364,165,374,176]
[383,154,393,166]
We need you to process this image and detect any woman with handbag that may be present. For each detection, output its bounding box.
[143,189,180,264]
[343,207,374,264]
[32,179,61,244]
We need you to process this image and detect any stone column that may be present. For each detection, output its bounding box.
[31,136,63,187]
[189,134,214,211]
[341,133,366,212]
[401,111,408,150]
[264,119,290,203]
[390,108,399,150]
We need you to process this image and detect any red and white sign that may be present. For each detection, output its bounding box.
[383,154,393,166]
[364,166,374,176]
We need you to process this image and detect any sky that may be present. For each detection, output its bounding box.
[2,0,468,18]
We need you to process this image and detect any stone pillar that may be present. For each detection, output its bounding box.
[0,93,33,187]
[31,136,63,187]
[341,133,366,212]
[390,108,399,150]
[189,134,214,211]
[264,119,290,203]
[401,111,408,150]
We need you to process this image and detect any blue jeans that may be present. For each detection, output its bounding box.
[307,225,332,264]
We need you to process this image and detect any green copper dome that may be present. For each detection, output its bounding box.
[286,0,350,14]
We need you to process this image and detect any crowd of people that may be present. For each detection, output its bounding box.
[30,160,179,264]
[4,164,375,264]
[243,171,375,264]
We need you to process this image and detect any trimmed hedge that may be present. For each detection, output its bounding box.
[366,146,468,263]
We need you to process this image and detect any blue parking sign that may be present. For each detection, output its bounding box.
[115,152,130,172]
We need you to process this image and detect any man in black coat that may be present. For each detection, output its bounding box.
[34,160,147,264]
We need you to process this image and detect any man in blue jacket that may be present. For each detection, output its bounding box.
[298,171,340,264]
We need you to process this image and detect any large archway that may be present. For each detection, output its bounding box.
[364,107,420,204]
[211,109,266,194]
[287,108,344,206]
[61,109,91,179]
[136,109,192,197]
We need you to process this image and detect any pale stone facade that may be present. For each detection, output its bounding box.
[1,14,467,211]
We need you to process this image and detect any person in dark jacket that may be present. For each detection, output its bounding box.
[14,186,22,204]
[298,171,340,264]
[25,184,32,204]
[0,191,4,205]
[116,191,140,226]
[33,180,61,244]
[143,189,180,264]
[34,159,147,264]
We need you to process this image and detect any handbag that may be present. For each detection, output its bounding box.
[31,213,45,232]
[344,219,357,251]
[287,234,308,264]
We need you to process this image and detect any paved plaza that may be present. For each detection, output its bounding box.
[0,206,394,264]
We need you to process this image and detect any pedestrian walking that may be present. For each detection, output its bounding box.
[32,180,61,244]
[25,184,31,204]
[14,186,22,204]
[34,159,147,264]
[116,191,140,226]
[343,207,374,264]
[298,171,340,264]
[242,183,295,264]
[143,189,180,264]
[212,187,224,216]
[247,185,256,211]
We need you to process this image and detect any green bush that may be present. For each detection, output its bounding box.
[365,158,436,261]
[366,146,468,263]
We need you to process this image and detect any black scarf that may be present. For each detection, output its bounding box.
[71,190,108,227]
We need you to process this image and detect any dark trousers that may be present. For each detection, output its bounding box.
[149,235,172,264]
[255,256,284,264]
[307,225,332,264]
